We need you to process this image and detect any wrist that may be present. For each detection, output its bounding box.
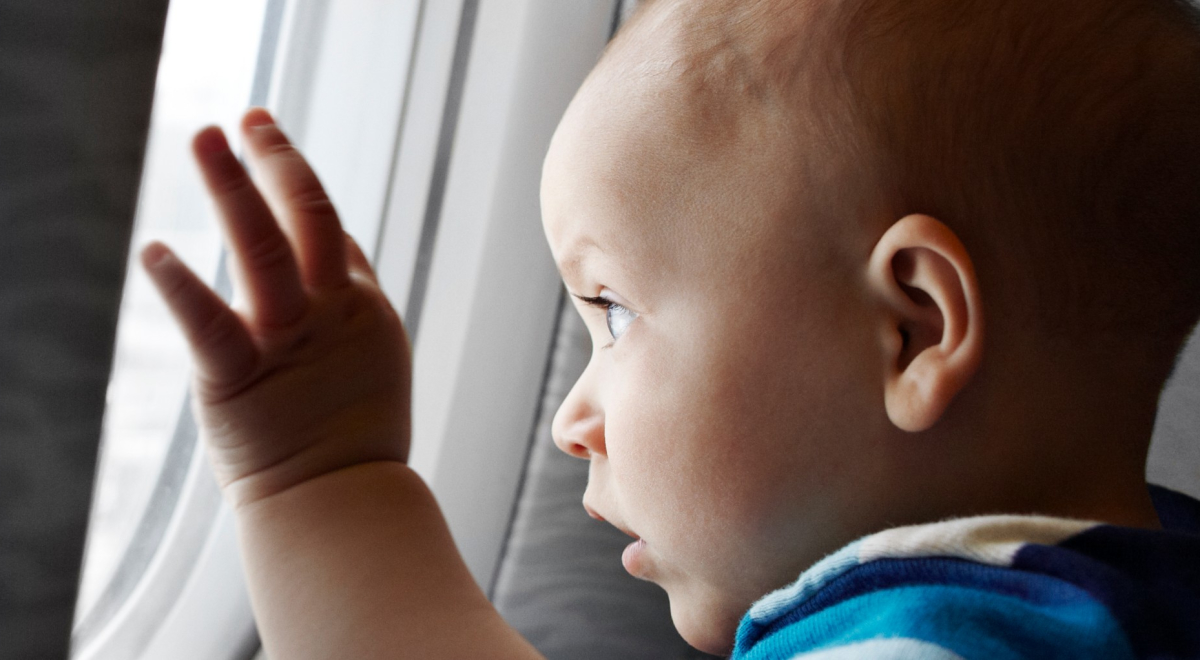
[219,450,412,512]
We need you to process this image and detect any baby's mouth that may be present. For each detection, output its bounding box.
[584,503,639,537]
[584,504,648,576]
[621,537,648,576]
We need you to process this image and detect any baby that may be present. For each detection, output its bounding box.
[141,0,1200,656]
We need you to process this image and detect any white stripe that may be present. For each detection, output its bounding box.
[858,515,1097,567]
[746,515,1098,628]
[789,637,966,660]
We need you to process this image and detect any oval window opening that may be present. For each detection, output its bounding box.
[73,0,270,640]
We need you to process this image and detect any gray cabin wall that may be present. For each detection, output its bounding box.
[1149,328,1200,499]
[0,3,167,657]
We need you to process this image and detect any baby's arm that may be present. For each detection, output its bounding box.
[142,108,541,659]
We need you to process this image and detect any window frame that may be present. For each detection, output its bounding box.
[71,0,282,651]
[72,0,423,656]
[72,1,618,657]
[398,0,618,591]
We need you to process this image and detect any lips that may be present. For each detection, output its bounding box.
[584,503,640,540]
[584,503,649,577]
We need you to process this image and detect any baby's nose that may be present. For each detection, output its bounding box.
[551,383,606,459]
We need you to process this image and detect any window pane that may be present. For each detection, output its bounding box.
[75,0,268,623]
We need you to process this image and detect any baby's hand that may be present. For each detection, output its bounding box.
[142,108,411,509]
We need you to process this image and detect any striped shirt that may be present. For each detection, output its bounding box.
[733,486,1200,659]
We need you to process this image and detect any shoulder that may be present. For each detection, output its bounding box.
[735,554,1135,660]
[734,495,1200,660]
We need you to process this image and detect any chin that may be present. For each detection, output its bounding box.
[667,589,740,657]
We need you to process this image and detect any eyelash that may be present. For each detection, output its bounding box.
[573,294,630,345]
[575,294,615,310]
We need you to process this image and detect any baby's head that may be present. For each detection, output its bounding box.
[540,0,1200,653]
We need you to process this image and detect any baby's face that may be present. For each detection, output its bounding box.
[540,56,888,653]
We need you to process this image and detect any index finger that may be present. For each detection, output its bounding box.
[193,126,308,328]
[241,108,349,291]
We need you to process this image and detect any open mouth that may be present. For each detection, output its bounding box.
[584,503,648,577]
[584,504,639,540]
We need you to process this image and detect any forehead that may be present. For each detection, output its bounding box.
[540,122,681,291]
[540,0,865,288]
[540,60,807,292]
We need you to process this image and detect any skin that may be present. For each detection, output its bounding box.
[143,112,542,659]
[144,1,1169,656]
[541,40,912,650]
[541,44,880,650]
[541,3,1164,652]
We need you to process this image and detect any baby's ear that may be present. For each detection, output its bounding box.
[867,214,984,432]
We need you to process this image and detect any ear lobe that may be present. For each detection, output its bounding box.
[868,214,985,432]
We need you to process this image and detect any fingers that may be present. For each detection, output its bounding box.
[240,108,349,290]
[344,233,379,285]
[142,242,258,387]
[193,126,308,327]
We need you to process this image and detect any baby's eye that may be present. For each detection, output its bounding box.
[574,293,639,342]
[605,302,636,340]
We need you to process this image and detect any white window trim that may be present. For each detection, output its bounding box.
[401,0,617,591]
[266,0,424,258]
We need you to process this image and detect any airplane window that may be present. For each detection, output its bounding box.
[73,0,269,626]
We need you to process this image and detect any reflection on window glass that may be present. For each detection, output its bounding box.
[75,0,268,622]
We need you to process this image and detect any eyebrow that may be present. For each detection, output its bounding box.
[556,235,603,285]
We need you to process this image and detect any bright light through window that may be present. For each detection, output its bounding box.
[75,0,268,624]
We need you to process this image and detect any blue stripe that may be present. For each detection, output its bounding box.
[1014,529,1200,659]
[745,540,864,627]
[766,557,1112,632]
[735,487,1200,659]
[734,557,1136,659]
[735,582,1134,660]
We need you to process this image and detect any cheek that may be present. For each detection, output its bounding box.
[604,322,802,540]
[603,300,875,553]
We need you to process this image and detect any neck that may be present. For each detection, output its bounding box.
[923,345,1166,529]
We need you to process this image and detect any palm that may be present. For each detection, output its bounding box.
[143,109,411,508]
